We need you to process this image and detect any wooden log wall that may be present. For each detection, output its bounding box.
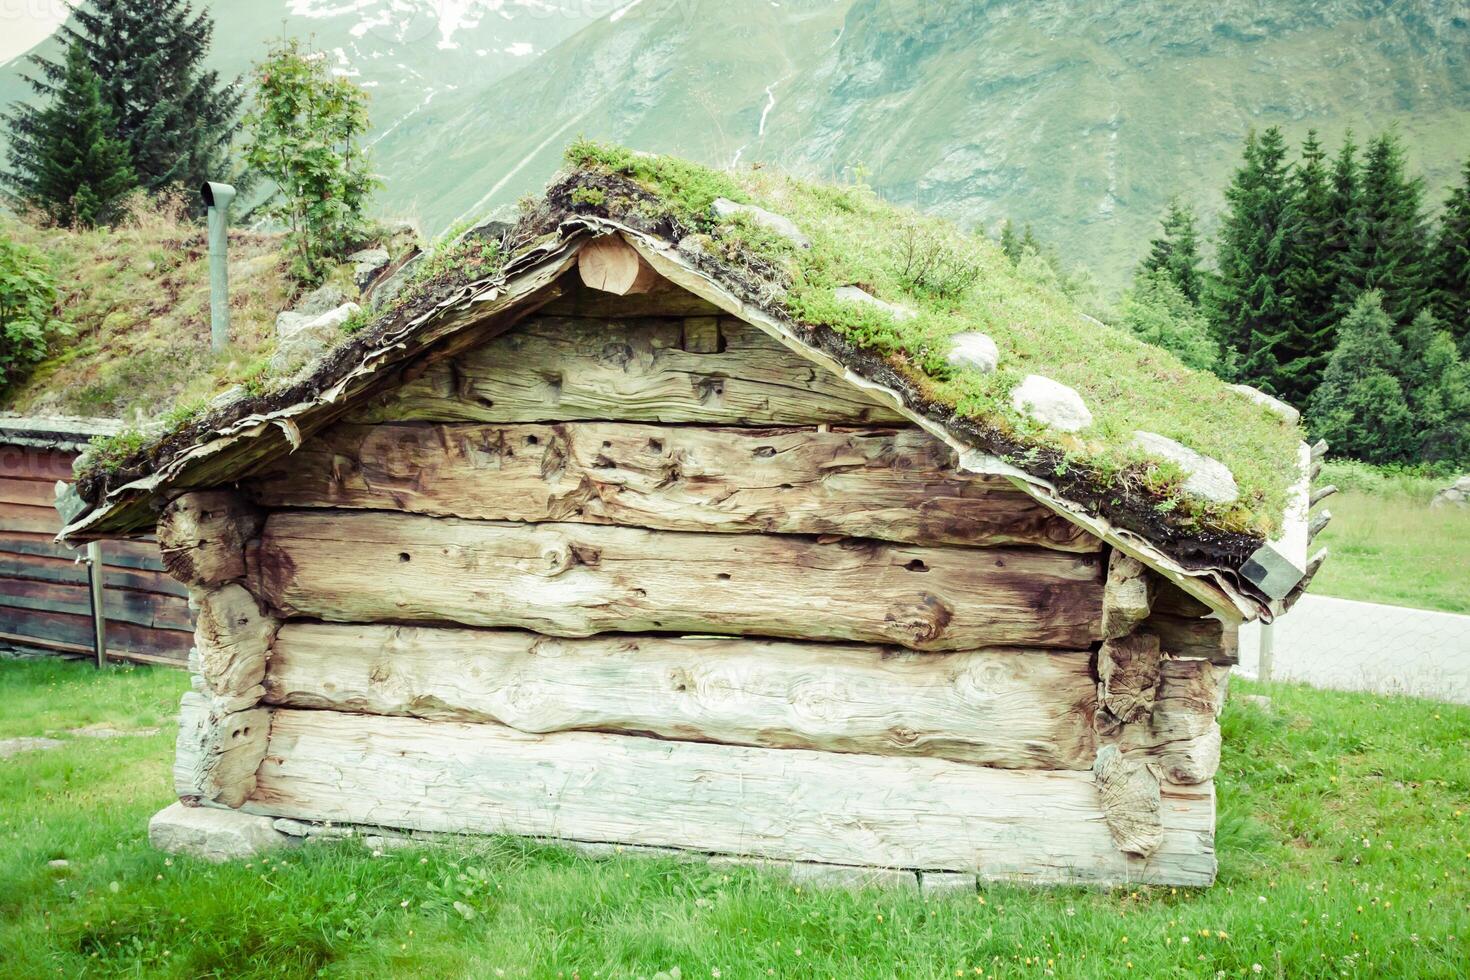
[160,278,1239,886]
[0,440,191,665]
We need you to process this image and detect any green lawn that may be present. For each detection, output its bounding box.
[1310,464,1470,615]
[0,659,1465,978]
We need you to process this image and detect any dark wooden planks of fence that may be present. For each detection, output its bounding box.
[0,422,191,667]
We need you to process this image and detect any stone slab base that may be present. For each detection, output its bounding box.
[272,816,921,890]
[149,802,291,862]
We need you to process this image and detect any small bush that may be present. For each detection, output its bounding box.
[0,236,65,395]
[891,221,981,301]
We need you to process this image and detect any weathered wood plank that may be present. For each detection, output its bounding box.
[347,315,907,426]
[0,446,75,482]
[0,531,165,571]
[0,476,63,508]
[0,606,192,661]
[263,623,1100,769]
[249,511,1105,651]
[0,574,193,631]
[0,500,61,535]
[246,422,1098,552]
[247,709,1217,885]
[1114,658,1230,785]
[0,550,187,596]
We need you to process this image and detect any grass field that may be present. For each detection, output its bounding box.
[0,659,1465,978]
[1310,463,1470,615]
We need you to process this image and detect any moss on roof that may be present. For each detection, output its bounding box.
[555,140,1303,541]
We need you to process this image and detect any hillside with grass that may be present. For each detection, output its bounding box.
[0,196,291,424]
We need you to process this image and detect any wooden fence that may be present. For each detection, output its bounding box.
[0,418,191,666]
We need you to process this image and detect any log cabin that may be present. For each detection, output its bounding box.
[57,145,1328,887]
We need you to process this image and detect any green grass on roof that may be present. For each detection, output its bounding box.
[565,140,1304,539]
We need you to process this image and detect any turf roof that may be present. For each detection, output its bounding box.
[69,140,1306,589]
[550,141,1304,541]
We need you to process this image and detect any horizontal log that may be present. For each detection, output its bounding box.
[250,511,1105,651]
[157,491,261,588]
[194,584,279,697]
[1146,613,1238,665]
[264,623,1099,769]
[0,574,193,631]
[538,282,725,318]
[0,606,192,662]
[247,709,1215,885]
[175,691,270,809]
[347,315,907,426]
[246,422,1098,552]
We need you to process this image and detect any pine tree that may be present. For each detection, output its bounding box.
[1431,157,1470,351]
[1337,131,1430,328]
[1139,197,1203,306]
[4,0,243,198]
[1019,224,1041,258]
[1208,127,1297,393]
[1308,292,1414,464]
[1275,130,1337,407]
[3,43,135,226]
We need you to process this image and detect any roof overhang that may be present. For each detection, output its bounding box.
[59,218,1308,623]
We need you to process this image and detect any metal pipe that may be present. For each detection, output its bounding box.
[85,540,107,668]
[201,181,237,352]
[1258,621,1274,684]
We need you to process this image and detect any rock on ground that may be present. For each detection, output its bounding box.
[711,198,812,249]
[291,283,349,319]
[1131,430,1240,505]
[1010,375,1093,433]
[918,871,978,897]
[1430,475,1470,509]
[946,332,999,374]
[1229,383,1301,426]
[346,248,391,289]
[834,284,915,321]
[148,802,290,862]
[269,302,360,375]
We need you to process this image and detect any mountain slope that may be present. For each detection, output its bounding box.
[3,1,1467,289]
[388,0,1470,286]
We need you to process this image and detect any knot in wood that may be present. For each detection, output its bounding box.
[881,593,953,648]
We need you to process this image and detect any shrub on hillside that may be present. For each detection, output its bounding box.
[0,236,64,394]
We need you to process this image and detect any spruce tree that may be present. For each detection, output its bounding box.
[1326,133,1361,293]
[5,0,242,198]
[3,43,134,226]
[1337,131,1430,328]
[1431,157,1470,351]
[1121,269,1218,372]
[1400,309,1470,463]
[998,219,1020,263]
[1308,292,1414,464]
[1139,197,1203,306]
[1209,127,1297,393]
[1275,130,1337,407]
